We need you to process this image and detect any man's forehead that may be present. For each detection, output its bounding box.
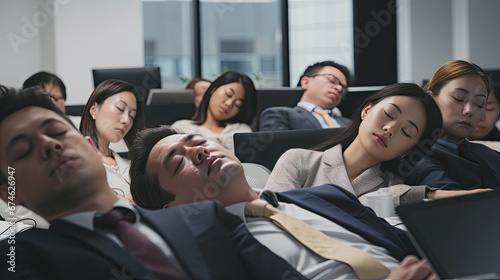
[147,134,186,167]
[1,106,69,139]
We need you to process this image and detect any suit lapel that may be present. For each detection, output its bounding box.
[322,145,355,194]
[136,207,211,280]
[294,106,322,129]
[50,220,157,280]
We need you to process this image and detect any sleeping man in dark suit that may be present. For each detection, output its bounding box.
[129,126,437,280]
[259,61,351,131]
[0,87,306,280]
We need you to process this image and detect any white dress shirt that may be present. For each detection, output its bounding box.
[104,150,131,196]
[225,191,399,280]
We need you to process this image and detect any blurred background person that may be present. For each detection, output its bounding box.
[186,77,211,109]
[468,83,500,141]
[22,71,81,128]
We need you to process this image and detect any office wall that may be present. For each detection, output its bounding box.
[54,0,143,104]
[0,0,43,89]
[398,0,500,83]
[469,0,500,70]
[0,0,143,105]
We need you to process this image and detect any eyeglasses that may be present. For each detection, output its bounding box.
[308,74,347,93]
[47,94,63,102]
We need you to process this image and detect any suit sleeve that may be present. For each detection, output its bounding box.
[213,202,307,280]
[405,159,464,190]
[265,149,307,192]
[258,108,291,131]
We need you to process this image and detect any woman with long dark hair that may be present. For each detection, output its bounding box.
[172,71,257,153]
[80,79,145,196]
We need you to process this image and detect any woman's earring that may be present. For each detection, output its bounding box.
[400,151,409,158]
[92,114,96,120]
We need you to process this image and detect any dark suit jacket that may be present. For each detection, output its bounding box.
[0,201,305,280]
[276,184,417,261]
[405,140,500,190]
[259,106,351,131]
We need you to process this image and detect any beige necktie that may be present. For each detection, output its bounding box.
[314,110,337,128]
[245,199,390,279]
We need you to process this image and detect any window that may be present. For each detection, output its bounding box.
[143,1,193,88]
[200,0,282,87]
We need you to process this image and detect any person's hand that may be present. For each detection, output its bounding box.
[387,255,437,280]
[428,188,493,200]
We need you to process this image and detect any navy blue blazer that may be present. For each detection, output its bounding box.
[276,184,417,261]
[405,140,500,190]
[0,200,305,280]
[259,106,351,131]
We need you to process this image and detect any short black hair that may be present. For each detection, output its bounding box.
[22,71,67,100]
[0,85,74,185]
[297,60,351,88]
[129,126,181,209]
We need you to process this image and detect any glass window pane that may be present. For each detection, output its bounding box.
[200,0,282,87]
[143,1,193,88]
[289,0,354,87]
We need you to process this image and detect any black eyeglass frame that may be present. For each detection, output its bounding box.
[307,73,348,93]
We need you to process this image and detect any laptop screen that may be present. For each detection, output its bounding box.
[396,191,500,279]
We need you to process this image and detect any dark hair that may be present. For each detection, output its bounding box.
[425,60,491,97]
[129,126,180,209]
[0,86,74,185]
[191,71,257,126]
[80,79,146,150]
[315,83,443,177]
[185,78,211,90]
[297,60,351,88]
[22,71,67,100]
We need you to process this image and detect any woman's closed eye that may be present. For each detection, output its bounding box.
[402,129,411,138]
[384,110,394,119]
[116,106,125,112]
[174,157,183,175]
[452,96,464,102]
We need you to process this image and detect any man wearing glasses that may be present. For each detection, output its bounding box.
[259,61,351,131]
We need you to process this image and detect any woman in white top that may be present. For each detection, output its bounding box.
[172,71,257,154]
[265,83,483,205]
[80,80,145,198]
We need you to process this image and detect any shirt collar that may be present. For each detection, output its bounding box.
[224,190,280,223]
[297,101,333,116]
[60,197,138,231]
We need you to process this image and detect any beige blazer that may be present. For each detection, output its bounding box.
[264,144,427,205]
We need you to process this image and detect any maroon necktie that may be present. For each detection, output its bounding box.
[94,207,185,280]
